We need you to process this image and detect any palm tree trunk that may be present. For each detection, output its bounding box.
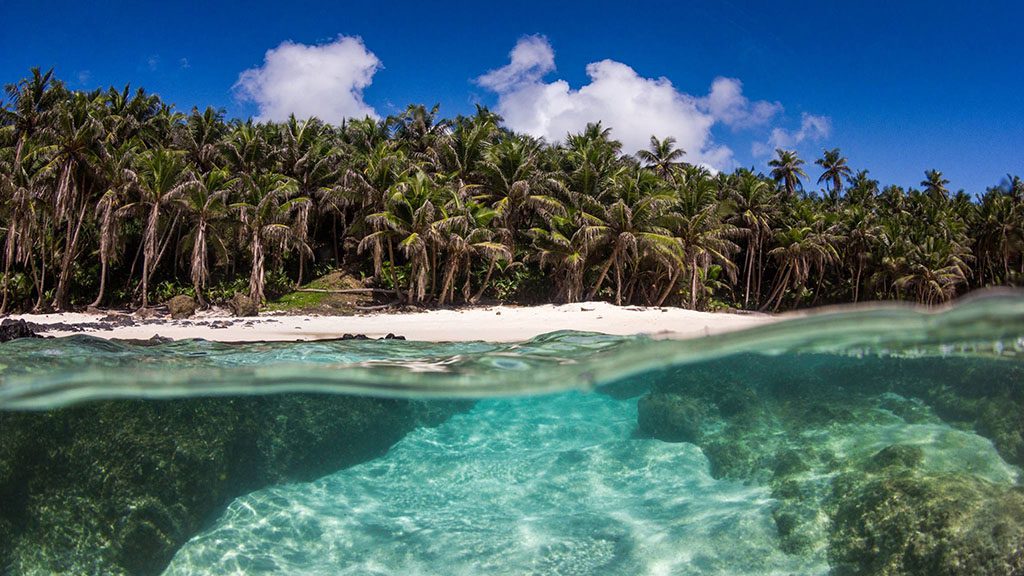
[53,201,89,309]
[438,257,460,306]
[690,257,699,310]
[743,243,754,307]
[754,248,764,305]
[141,204,161,308]
[1,236,15,314]
[153,212,180,282]
[387,240,398,300]
[586,251,616,301]
[656,267,680,307]
[471,257,497,303]
[428,247,437,301]
[624,271,638,304]
[614,258,623,306]
[769,267,792,312]
[249,231,265,303]
[91,259,108,308]
[332,217,340,266]
[811,271,825,306]
[853,261,863,303]
[192,221,208,307]
[32,255,45,312]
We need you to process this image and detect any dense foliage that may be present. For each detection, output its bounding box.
[1,69,1022,313]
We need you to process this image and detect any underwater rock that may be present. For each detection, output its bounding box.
[828,470,1024,576]
[228,293,258,317]
[0,395,470,575]
[636,392,709,443]
[0,318,41,342]
[636,353,1024,572]
[166,295,196,319]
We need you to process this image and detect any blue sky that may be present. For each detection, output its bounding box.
[3,0,1021,192]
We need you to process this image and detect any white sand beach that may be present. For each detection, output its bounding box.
[8,302,776,342]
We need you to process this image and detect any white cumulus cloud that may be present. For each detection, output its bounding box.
[236,35,381,123]
[477,35,555,92]
[702,77,782,129]
[752,113,832,157]
[477,36,733,170]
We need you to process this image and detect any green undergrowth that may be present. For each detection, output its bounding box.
[264,271,372,314]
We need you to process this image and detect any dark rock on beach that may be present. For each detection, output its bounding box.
[166,295,197,319]
[228,293,259,317]
[0,318,41,342]
[340,333,406,341]
[0,395,471,575]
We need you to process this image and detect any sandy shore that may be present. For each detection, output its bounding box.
[7,302,776,343]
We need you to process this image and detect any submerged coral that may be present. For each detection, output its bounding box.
[637,354,1024,574]
[0,396,468,575]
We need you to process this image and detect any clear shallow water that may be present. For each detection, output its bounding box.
[2,292,1024,575]
[163,392,1016,576]
[166,393,808,575]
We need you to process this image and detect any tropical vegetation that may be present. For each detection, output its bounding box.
[2,69,1022,313]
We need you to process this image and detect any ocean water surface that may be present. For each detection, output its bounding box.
[2,293,1023,575]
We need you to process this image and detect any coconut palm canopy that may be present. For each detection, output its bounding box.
[1,71,1022,313]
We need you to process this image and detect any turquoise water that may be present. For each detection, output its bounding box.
[2,292,1024,575]
[166,393,812,575]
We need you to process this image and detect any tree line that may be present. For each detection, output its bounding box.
[1,68,1022,314]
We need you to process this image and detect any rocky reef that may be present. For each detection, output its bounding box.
[0,395,469,575]
[637,353,1024,575]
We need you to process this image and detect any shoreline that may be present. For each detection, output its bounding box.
[5,302,777,343]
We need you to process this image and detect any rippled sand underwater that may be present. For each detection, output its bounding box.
[2,294,1024,575]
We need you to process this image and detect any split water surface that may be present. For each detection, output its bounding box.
[2,294,1023,575]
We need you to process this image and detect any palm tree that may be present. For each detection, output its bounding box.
[222,120,275,176]
[636,135,685,180]
[360,171,444,303]
[581,168,679,304]
[3,67,63,168]
[921,169,951,202]
[440,106,499,188]
[179,168,233,306]
[815,148,852,205]
[663,176,740,309]
[529,218,588,303]
[91,142,137,307]
[894,237,971,304]
[278,115,340,284]
[393,104,450,170]
[126,147,190,308]
[176,106,226,172]
[346,142,410,283]
[764,221,840,311]
[726,170,777,307]
[480,134,562,241]
[434,197,510,304]
[102,85,163,148]
[666,206,739,310]
[841,205,884,302]
[46,90,106,308]
[233,172,306,303]
[562,123,623,205]
[769,149,807,198]
[0,140,48,313]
